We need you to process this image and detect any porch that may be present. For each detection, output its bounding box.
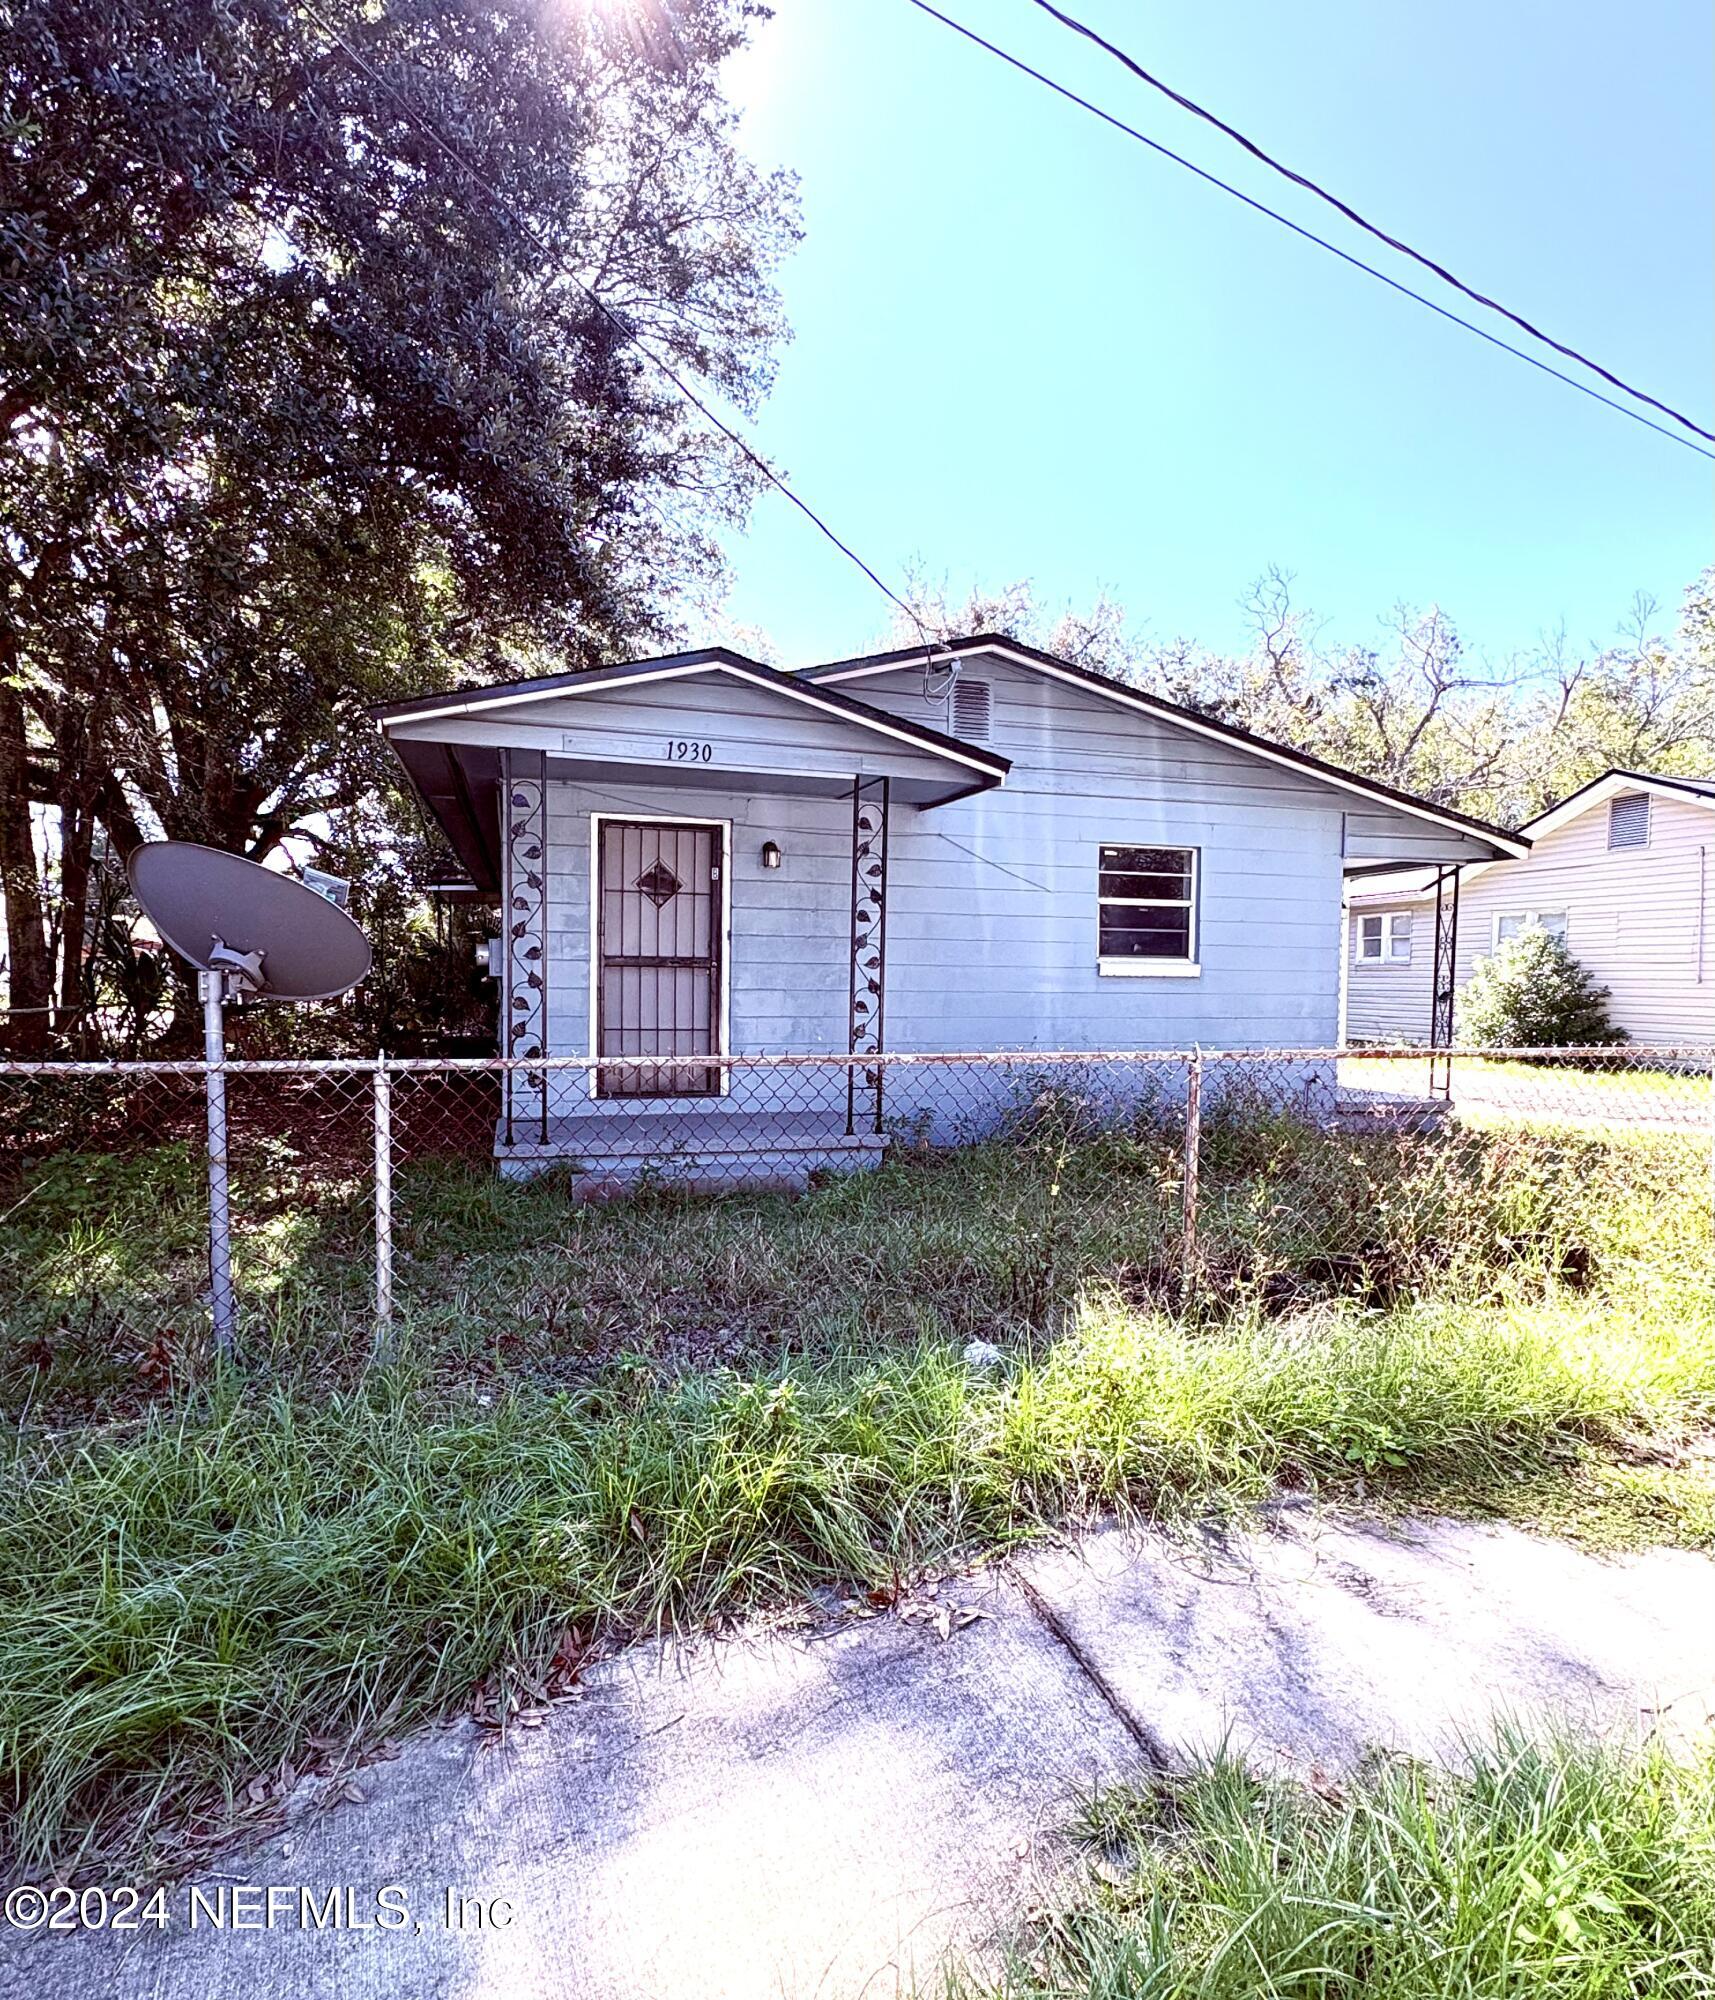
[494,1103,888,1192]
[376,648,1010,1182]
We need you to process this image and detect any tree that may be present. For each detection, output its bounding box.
[1455,926,1625,1049]
[1,0,796,1046]
[892,564,1715,836]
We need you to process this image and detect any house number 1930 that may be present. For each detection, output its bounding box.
[664,738,714,763]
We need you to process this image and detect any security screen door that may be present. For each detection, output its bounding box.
[596,820,723,1096]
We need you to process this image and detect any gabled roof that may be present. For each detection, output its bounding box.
[801,634,1529,859]
[369,648,1007,788]
[373,645,1011,785]
[1508,766,1715,843]
[1344,766,1715,905]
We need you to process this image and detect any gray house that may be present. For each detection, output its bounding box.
[378,636,1523,1175]
[1344,769,1715,1046]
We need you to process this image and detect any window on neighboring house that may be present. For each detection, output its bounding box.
[1608,792,1651,849]
[1098,844,1198,973]
[1494,909,1569,948]
[1356,912,1413,963]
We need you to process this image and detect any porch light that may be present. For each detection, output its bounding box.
[760,841,782,870]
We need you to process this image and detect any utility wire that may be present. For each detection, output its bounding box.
[1028,0,1712,444]
[298,0,931,637]
[906,0,1715,462]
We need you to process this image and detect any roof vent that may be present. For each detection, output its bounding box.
[1607,791,1651,850]
[951,677,992,742]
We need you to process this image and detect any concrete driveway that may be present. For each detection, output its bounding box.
[5,1508,1712,2000]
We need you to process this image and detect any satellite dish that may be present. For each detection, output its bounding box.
[126,842,373,1358]
[128,841,371,1001]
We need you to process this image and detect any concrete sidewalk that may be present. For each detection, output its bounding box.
[7,1509,1713,2000]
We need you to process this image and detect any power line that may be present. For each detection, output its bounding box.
[1027,0,1713,445]
[905,0,1715,462]
[298,0,930,637]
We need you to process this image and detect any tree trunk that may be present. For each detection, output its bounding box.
[55,799,95,1045]
[0,684,51,1053]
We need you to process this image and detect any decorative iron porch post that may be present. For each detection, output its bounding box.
[1428,864,1460,1100]
[846,775,890,1135]
[501,746,550,1146]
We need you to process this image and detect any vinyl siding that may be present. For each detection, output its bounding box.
[1450,795,1715,1044]
[388,672,971,788]
[486,654,1507,1069]
[1341,901,1435,1042]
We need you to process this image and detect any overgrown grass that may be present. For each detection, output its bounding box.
[959,1728,1715,1998]
[4,1287,1713,1879]
[5,1110,1709,1422]
[2,1104,1713,1878]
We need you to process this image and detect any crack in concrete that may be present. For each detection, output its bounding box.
[1008,1568,1174,1772]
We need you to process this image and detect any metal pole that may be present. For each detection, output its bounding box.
[373,1054,394,1356]
[200,970,238,1357]
[1180,1050,1202,1301]
[1428,866,1461,1100]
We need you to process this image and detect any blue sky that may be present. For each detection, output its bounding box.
[711,0,1713,671]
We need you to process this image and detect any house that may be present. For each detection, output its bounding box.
[1343,769,1715,1046]
[376,637,1524,1178]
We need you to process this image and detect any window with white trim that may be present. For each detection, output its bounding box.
[1607,792,1651,849]
[1356,911,1413,963]
[1098,845,1198,970]
[1493,909,1568,948]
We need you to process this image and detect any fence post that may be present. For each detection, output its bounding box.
[373,1054,394,1358]
[1180,1049,1202,1301]
[199,970,238,1357]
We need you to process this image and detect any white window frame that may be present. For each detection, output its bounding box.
[1491,908,1569,951]
[1097,843,1200,978]
[1355,911,1413,965]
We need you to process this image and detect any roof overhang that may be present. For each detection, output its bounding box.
[802,635,1531,866]
[1509,767,1715,843]
[377,648,1010,891]
[1345,767,1715,905]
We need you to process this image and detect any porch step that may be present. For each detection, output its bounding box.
[493,1109,888,1193]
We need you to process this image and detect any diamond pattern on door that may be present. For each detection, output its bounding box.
[634,859,682,909]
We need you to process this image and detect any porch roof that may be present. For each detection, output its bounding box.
[376,648,1010,893]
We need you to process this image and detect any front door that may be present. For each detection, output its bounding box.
[596,819,723,1096]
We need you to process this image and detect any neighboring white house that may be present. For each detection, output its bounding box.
[1343,769,1715,1046]
[377,636,1522,1172]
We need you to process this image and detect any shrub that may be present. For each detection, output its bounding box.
[1456,925,1625,1048]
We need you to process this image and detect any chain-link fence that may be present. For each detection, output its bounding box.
[3,1046,1710,1412]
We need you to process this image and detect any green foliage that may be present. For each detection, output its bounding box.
[1,0,797,1029]
[1010,1730,1715,1999]
[1456,926,1626,1048]
[3,1285,1713,1876]
[898,564,1715,829]
[3,1102,1712,1874]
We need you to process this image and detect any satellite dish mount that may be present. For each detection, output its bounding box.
[127,843,372,1356]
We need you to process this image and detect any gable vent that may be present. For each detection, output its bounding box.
[951,677,992,742]
[1607,791,1651,850]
